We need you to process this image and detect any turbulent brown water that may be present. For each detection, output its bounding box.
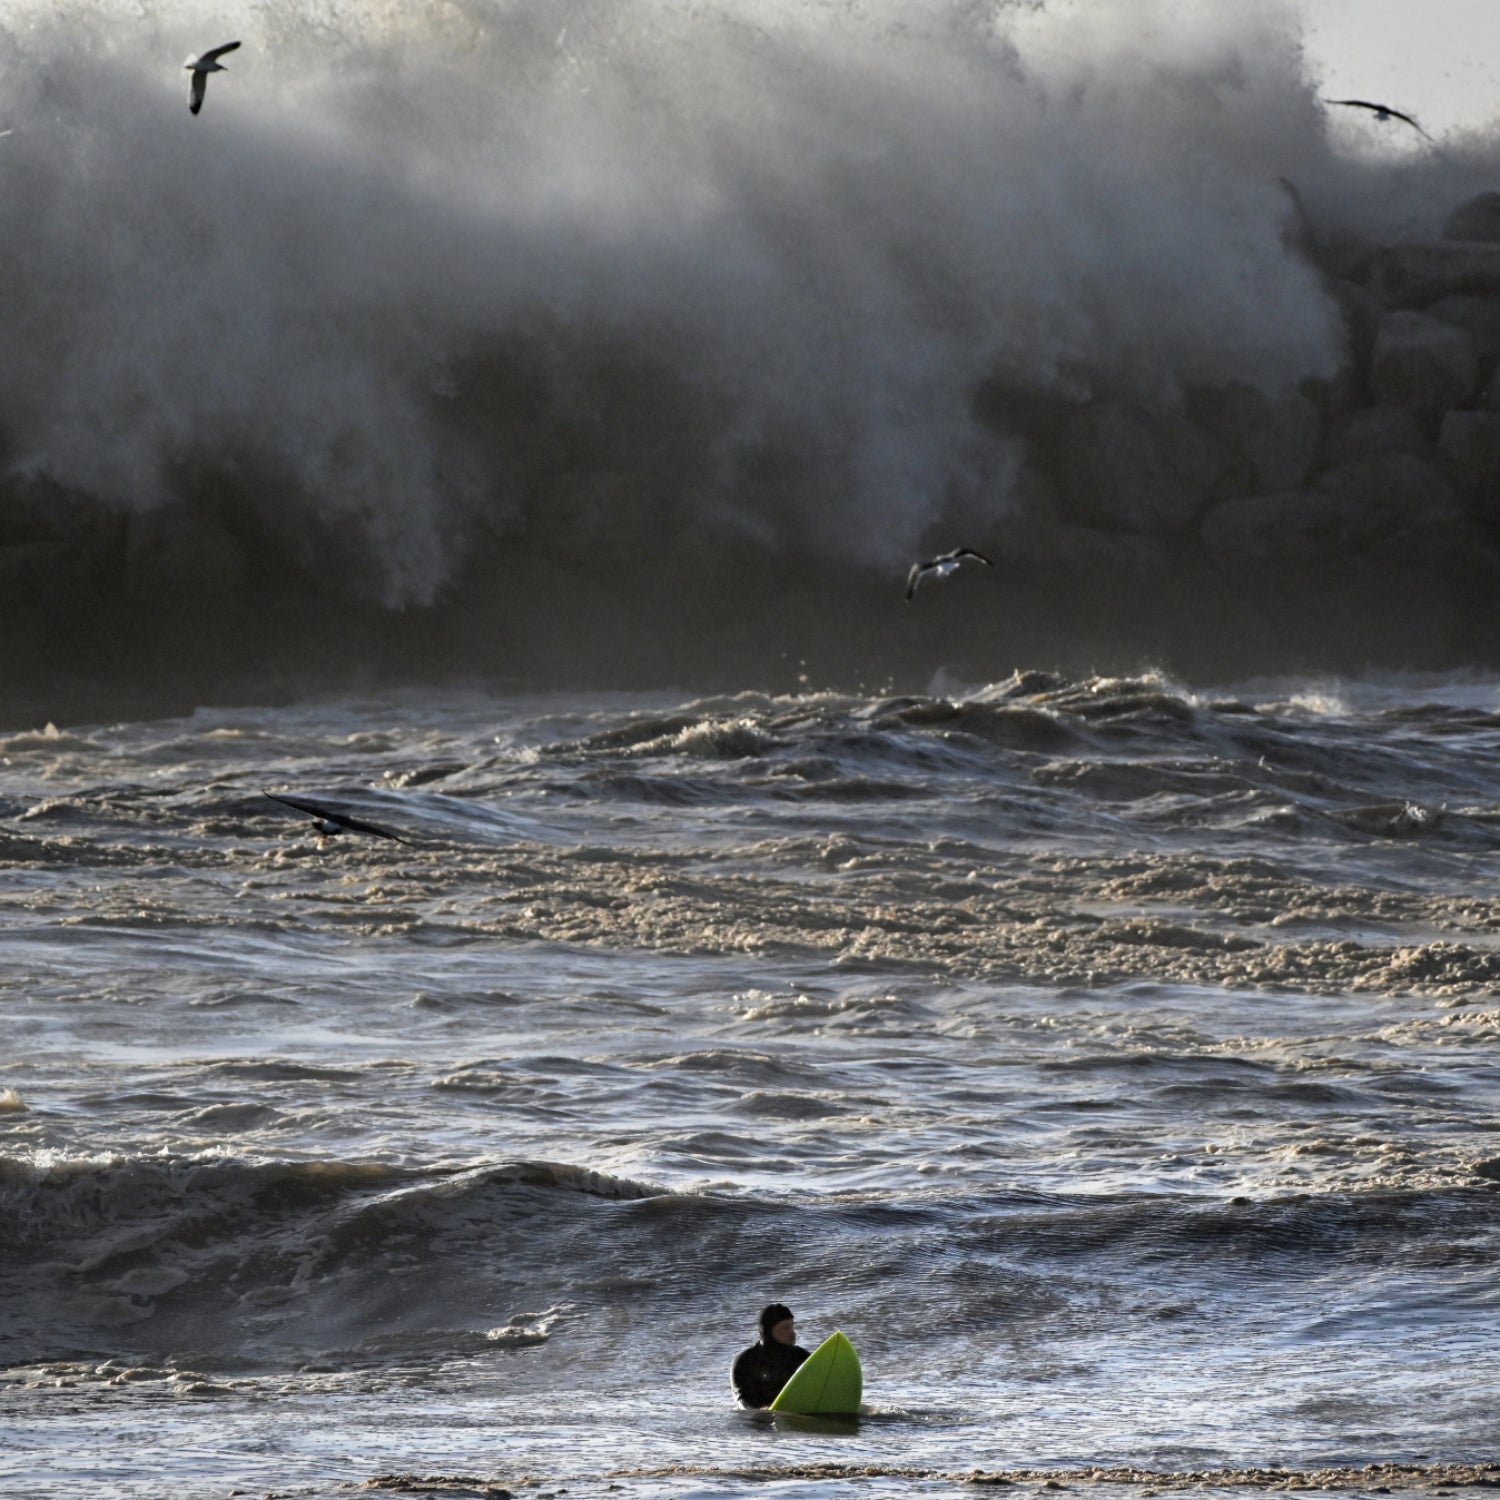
[3,674,1500,1498]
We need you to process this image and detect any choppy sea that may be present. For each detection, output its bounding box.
[4,673,1500,1498]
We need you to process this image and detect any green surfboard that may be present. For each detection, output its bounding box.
[767,1330,862,1416]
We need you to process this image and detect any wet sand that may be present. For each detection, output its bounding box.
[366,1460,1500,1495]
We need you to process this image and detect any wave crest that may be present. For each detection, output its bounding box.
[4,1,1500,703]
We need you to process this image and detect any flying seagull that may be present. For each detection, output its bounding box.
[905,547,994,602]
[1323,98,1433,141]
[263,790,412,844]
[185,40,241,115]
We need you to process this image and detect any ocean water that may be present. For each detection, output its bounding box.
[3,675,1500,1498]
[5,1,1500,1495]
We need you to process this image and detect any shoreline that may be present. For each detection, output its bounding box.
[366,1462,1500,1495]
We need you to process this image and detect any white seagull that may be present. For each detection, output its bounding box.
[905,547,994,602]
[263,791,413,845]
[1323,97,1433,141]
[185,40,241,116]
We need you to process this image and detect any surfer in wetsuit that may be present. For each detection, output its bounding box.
[730,1302,810,1408]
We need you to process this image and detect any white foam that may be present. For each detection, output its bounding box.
[1,0,1496,607]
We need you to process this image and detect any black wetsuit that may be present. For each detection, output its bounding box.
[731,1337,810,1409]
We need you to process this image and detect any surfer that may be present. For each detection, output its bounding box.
[730,1302,809,1408]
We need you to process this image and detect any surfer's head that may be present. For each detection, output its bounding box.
[759,1303,795,1344]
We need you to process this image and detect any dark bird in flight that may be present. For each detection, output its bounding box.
[185,41,241,115]
[906,547,994,602]
[263,791,412,844]
[1323,98,1433,140]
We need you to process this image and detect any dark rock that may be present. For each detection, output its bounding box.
[1186,382,1321,494]
[1366,242,1500,308]
[1324,277,1386,378]
[1369,310,1477,413]
[1425,294,1500,373]
[1200,450,1498,662]
[0,540,98,603]
[1436,410,1500,514]
[1054,400,1234,534]
[1443,192,1500,244]
[0,476,127,607]
[1314,450,1460,523]
[1321,404,1428,469]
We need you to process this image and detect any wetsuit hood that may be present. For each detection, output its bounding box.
[759,1302,794,1342]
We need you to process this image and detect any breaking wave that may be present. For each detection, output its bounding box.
[4,0,1500,710]
[4,1147,1496,1372]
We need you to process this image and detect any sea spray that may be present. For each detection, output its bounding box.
[1,1,1499,709]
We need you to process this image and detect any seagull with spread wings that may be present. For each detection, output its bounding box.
[905,547,994,602]
[263,791,413,845]
[185,41,241,115]
[1324,98,1433,141]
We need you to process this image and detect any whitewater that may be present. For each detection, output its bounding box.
[5,0,1500,710]
[3,0,1500,1497]
[5,676,1500,1498]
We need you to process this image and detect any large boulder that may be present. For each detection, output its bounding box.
[1436,410,1500,513]
[1366,243,1500,308]
[1320,404,1428,468]
[1369,309,1478,414]
[1054,399,1234,534]
[1202,452,1461,571]
[1186,381,1321,494]
[1425,294,1500,375]
[1443,192,1500,244]
[1314,451,1460,522]
[0,475,126,607]
[1325,276,1386,375]
[0,540,98,604]
[1200,452,1493,658]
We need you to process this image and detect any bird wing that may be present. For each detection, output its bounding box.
[263,791,412,844]
[1384,106,1432,138]
[188,71,206,113]
[329,812,412,843]
[1324,98,1430,137]
[202,40,242,63]
[956,548,995,567]
[905,562,926,601]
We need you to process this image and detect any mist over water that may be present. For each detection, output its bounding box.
[8,0,1500,709]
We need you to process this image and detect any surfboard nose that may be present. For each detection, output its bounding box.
[767,1329,862,1417]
